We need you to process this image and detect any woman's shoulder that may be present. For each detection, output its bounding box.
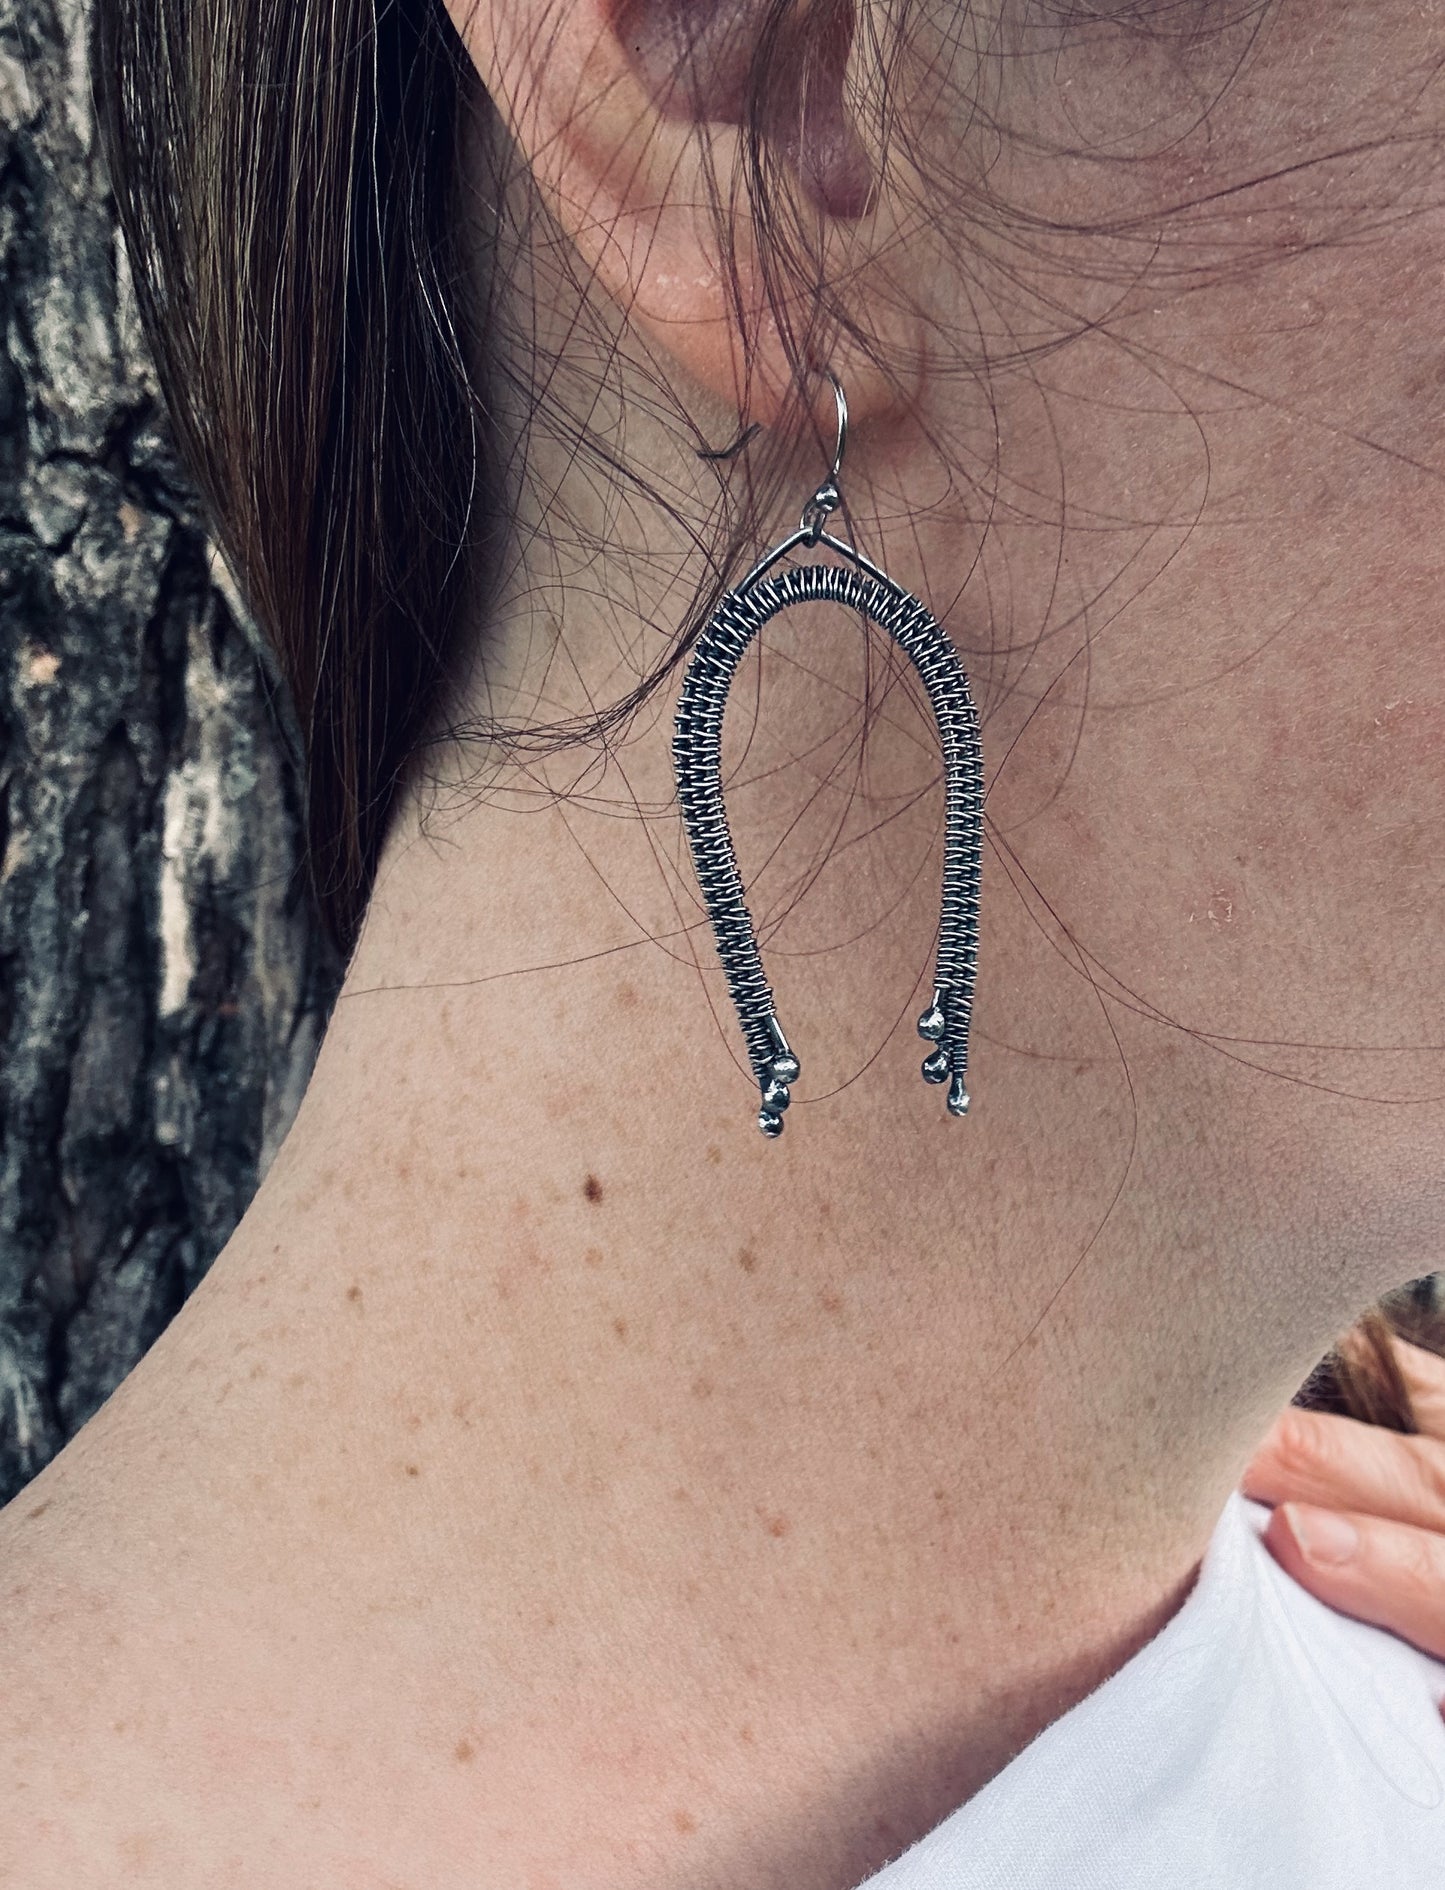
[0,1401,489,1890]
[858,1493,1445,1890]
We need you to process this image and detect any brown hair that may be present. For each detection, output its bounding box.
[91,0,833,957]
[1296,1287,1445,1434]
[95,0,482,952]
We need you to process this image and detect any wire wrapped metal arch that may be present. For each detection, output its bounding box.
[673,535,984,1137]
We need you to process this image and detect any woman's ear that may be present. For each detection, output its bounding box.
[612,0,873,219]
[446,0,889,433]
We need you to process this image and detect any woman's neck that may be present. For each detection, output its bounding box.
[7,425,1419,1885]
[3,691,1348,1885]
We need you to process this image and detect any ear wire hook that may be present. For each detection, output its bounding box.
[802,370,849,544]
[673,369,984,1138]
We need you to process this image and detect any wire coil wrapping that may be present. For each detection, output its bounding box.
[673,534,984,1138]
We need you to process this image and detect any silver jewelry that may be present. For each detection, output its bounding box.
[673,375,984,1138]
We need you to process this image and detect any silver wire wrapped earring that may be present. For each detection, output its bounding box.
[673,374,984,1138]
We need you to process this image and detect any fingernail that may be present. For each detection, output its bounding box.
[1284,1504,1359,1567]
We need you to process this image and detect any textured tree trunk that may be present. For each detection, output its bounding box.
[0,0,336,1501]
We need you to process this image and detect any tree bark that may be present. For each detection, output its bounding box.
[0,0,336,1501]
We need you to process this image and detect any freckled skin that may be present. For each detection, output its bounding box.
[9,12,1445,1889]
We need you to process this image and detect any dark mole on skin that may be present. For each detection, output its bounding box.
[346,1283,362,1304]
[612,1317,628,1341]
[583,1174,604,1204]
[454,1739,475,1764]
[737,1246,759,1274]
[404,1464,420,1478]
[583,1246,605,1267]
[674,1810,699,1835]
[25,1500,50,1521]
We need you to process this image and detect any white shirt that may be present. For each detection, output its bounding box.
[861,1494,1445,1888]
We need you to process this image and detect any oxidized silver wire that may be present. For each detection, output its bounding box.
[673,374,984,1138]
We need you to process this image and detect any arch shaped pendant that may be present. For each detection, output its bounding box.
[673,379,984,1138]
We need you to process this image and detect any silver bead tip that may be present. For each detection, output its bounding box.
[946,1075,971,1117]
[758,1108,785,1139]
[916,1005,946,1042]
[921,1049,950,1085]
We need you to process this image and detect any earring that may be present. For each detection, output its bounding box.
[673,374,984,1138]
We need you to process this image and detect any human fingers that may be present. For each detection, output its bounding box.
[1263,1502,1445,1665]
[1241,1406,1445,1538]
